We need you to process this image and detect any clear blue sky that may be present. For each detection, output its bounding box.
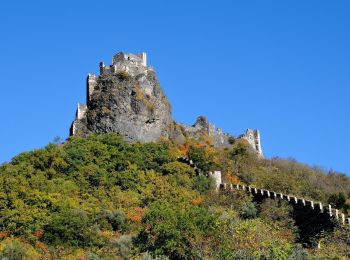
[0,1,349,175]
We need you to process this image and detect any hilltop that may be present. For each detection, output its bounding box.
[0,52,349,259]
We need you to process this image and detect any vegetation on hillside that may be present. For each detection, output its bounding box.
[0,133,349,259]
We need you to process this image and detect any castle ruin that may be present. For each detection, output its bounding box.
[71,51,264,158]
[239,129,264,158]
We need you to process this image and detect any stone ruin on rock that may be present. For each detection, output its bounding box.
[239,129,264,158]
[70,51,264,157]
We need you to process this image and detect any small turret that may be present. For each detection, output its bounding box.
[87,73,97,103]
[139,52,147,66]
[99,61,105,75]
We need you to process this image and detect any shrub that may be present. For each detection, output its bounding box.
[193,175,216,195]
[287,244,308,260]
[228,136,235,145]
[115,235,133,259]
[239,202,257,219]
[43,208,98,247]
[86,252,100,260]
[0,240,27,260]
[108,210,126,231]
[0,239,39,259]
[117,70,129,80]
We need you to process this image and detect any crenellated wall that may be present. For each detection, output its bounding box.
[220,182,350,226]
[178,156,350,227]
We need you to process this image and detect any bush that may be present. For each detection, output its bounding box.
[117,70,129,80]
[108,210,126,231]
[0,239,39,259]
[239,202,257,219]
[193,175,216,195]
[43,209,98,247]
[115,235,133,259]
[134,201,218,259]
[0,240,27,260]
[86,252,100,260]
[188,145,216,173]
[287,244,308,260]
[228,136,235,145]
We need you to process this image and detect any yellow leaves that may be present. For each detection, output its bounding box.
[134,83,143,101]
[0,238,40,259]
[98,230,118,240]
[101,106,111,115]
[50,156,69,172]
[109,187,141,209]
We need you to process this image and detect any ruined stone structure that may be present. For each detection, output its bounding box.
[239,129,264,158]
[70,51,264,157]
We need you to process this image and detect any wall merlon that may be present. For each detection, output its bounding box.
[294,197,298,203]
[319,203,323,213]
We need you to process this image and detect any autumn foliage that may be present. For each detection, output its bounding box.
[0,133,348,258]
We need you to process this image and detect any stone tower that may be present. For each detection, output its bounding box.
[239,129,264,158]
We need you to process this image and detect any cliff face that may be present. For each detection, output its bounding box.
[70,52,263,156]
[86,71,171,142]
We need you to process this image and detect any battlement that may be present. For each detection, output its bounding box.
[99,52,149,76]
[112,52,147,66]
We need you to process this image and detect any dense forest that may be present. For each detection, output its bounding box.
[0,133,349,259]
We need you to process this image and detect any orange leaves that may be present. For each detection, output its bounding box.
[178,144,188,156]
[0,232,9,239]
[227,175,241,185]
[191,197,204,206]
[33,230,43,239]
[127,207,147,223]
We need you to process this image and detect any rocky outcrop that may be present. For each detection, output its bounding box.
[71,52,172,143]
[86,71,171,142]
[70,52,263,156]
